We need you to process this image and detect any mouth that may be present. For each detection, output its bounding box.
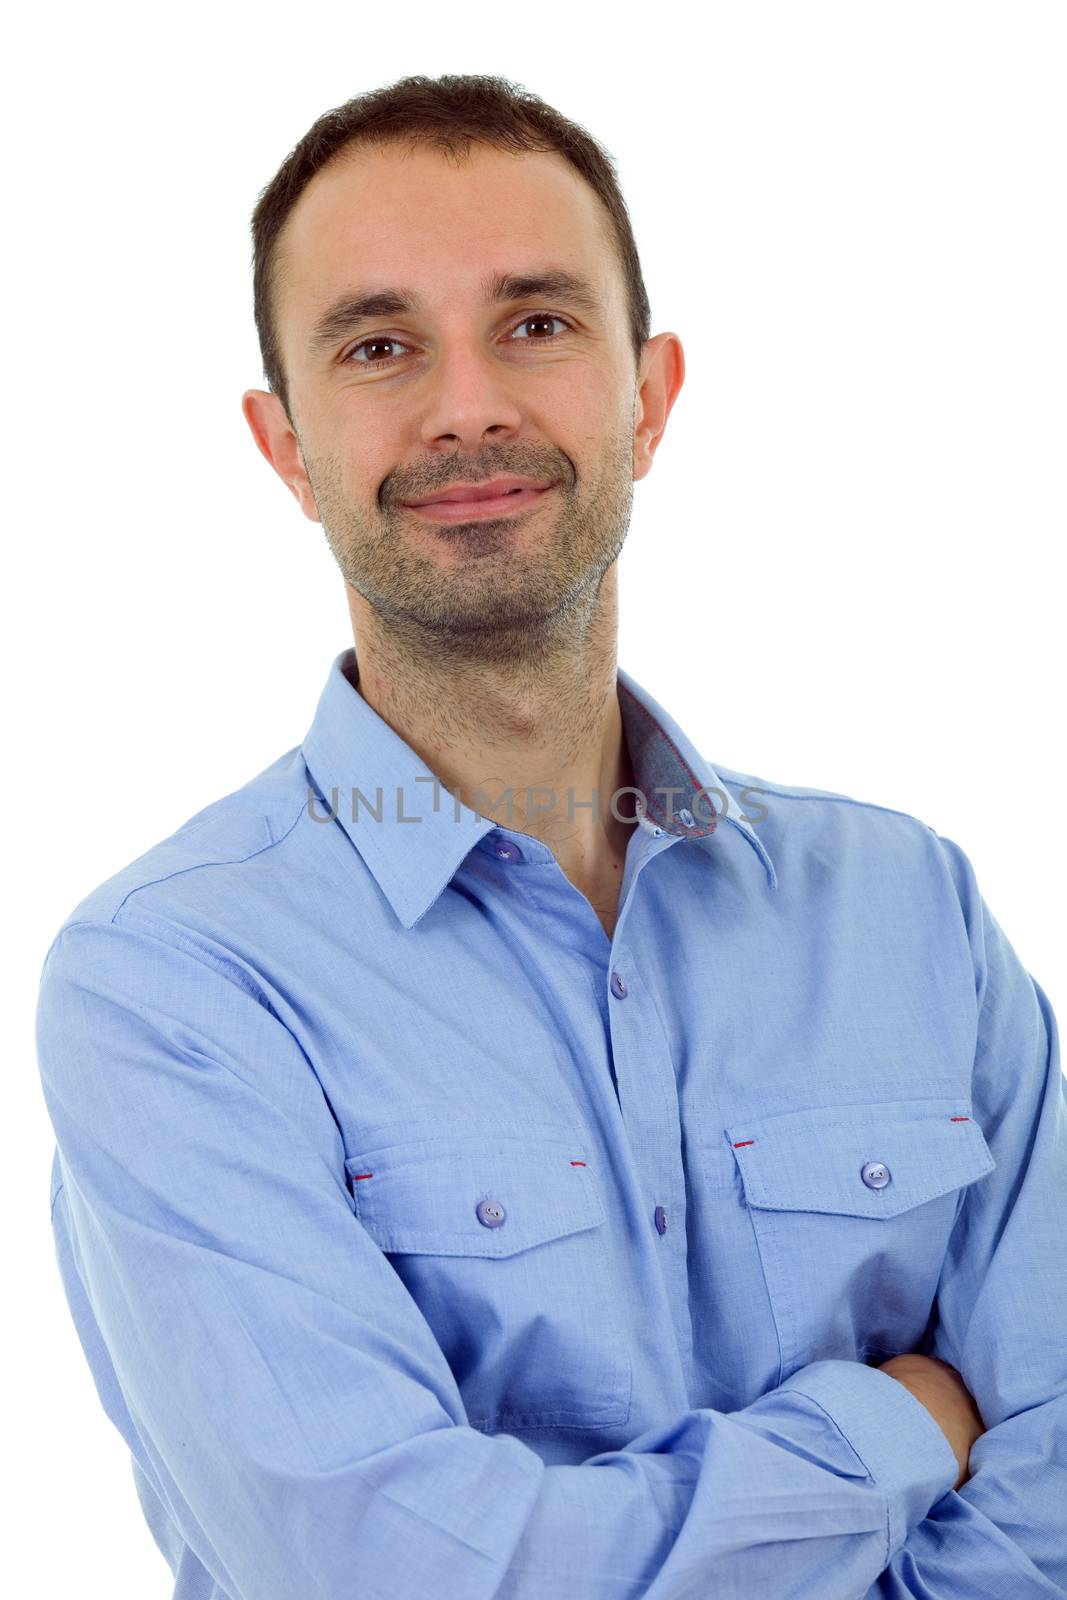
[401,482,557,523]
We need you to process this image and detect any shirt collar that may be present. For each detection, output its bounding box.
[301,647,777,929]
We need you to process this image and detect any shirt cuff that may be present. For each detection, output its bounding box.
[777,1359,959,1559]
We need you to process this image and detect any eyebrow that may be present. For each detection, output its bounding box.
[305,269,605,358]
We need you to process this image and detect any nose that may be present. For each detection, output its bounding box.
[417,336,524,453]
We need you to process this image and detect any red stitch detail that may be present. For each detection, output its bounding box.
[570,1160,587,1166]
[733,1140,755,1148]
[950,1117,970,1122]
[351,1173,373,1180]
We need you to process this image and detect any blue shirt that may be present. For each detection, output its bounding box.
[36,646,1067,1599]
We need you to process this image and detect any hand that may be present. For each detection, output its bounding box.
[877,1352,986,1492]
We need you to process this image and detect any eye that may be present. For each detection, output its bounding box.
[345,335,414,367]
[508,313,571,343]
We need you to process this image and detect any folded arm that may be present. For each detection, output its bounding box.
[38,912,962,1600]
[862,833,1067,1598]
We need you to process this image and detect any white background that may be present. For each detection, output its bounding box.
[7,2,1064,1593]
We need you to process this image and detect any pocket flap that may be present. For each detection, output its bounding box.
[724,1099,995,1219]
[345,1128,606,1257]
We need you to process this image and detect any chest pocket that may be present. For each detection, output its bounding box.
[344,1126,631,1432]
[723,1098,995,1383]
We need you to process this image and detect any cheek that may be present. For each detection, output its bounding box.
[558,355,626,417]
[331,435,394,510]
[546,370,631,462]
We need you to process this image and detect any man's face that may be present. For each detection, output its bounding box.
[244,140,680,656]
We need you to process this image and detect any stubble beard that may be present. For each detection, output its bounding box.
[303,429,635,664]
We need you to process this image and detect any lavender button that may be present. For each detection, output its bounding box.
[476,1197,506,1228]
[861,1162,891,1190]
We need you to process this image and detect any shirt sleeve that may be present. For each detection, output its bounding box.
[37,911,958,1600]
[859,831,1067,1599]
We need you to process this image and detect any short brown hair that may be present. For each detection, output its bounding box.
[250,74,652,423]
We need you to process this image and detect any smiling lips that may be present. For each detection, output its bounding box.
[401,475,556,522]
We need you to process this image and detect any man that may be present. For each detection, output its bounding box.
[36,73,1065,1599]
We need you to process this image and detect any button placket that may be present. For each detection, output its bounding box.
[601,905,691,1385]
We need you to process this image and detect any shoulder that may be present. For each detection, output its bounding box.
[710,757,969,897]
[41,743,313,962]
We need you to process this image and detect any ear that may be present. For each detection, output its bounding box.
[632,333,685,482]
[241,389,322,523]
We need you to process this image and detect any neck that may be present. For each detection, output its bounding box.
[345,567,638,887]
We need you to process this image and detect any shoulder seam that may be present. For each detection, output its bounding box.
[115,907,278,1010]
[46,908,278,1013]
[715,770,930,830]
[107,793,307,923]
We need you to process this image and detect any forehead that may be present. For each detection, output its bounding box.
[274,141,622,348]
